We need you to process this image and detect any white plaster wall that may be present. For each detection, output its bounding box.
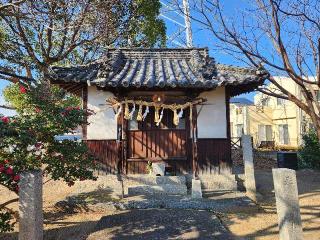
[197,87,227,138]
[87,86,117,140]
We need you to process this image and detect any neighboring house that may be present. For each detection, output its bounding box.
[230,98,274,148]
[49,48,267,179]
[230,76,315,149]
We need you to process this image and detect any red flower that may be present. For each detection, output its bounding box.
[4,159,9,164]
[19,86,27,94]
[1,116,10,124]
[67,181,75,187]
[0,166,5,172]
[35,142,42,149]
[5,167,14,175]
[35,107,41,113]
[13,175,20,181]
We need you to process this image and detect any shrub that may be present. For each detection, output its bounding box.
[0,83,97,232]
[298,130,320,169]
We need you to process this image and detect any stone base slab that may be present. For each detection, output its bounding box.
[128,184,188,196]
[198,174,237,191]
[124,175,186,186]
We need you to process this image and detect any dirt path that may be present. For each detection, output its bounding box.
[218,170,320,240]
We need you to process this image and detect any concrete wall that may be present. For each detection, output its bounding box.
[87,86,117,140]
[197,87,227,138]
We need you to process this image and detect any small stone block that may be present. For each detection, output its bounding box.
[152,163,166,176]
[191,179,202,198]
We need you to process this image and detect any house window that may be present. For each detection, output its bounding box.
[261,98,269,106]
[278,124,289,145]
[277,98,286,106]
[236,107,242,115]
[236,124,244,137]
[258,125,272,142]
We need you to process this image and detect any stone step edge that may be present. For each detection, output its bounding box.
[128,184,187,196]
[124,176,186,186]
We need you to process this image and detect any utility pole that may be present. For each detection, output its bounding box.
[182,0,193,47]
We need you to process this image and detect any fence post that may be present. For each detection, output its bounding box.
[272,168,303,240]
[19,170,43,240]
[241,135,257,202]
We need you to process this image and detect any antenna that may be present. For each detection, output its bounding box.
[160,0,193,48]
[182,0,193,47]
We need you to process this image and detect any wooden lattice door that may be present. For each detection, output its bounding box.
[127,108,189,161]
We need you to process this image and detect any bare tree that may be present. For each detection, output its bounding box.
[172,0,320,139]
[0,0,166,84]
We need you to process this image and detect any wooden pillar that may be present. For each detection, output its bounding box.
[122,104,128,175]
[194,105,199,177]
[116,107,122,174]
[191,104,198,178]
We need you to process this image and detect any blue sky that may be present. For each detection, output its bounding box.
[0,0,256,115]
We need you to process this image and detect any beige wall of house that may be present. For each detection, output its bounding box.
[230,104,273,146]
[198,87,227,138]
[231,76,315,149]
[254,77,302,148]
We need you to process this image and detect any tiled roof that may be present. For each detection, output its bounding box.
[49,48,268,90]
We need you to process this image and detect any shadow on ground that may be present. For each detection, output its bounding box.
[88,209,233,240]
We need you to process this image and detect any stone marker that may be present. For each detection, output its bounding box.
[152,162,166,176]
[241,135,257,202]
[272,168,303,240]
[19,170,43,240]
[191,179,202,198]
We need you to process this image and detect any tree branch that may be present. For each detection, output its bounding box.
[0,70,36,83]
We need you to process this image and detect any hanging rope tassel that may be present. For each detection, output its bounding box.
[114,105,122,121]
[124,102,130,120]
[154,106,160,123]
[142,105,149,121]
[156,108,164,126]
[173,109,179,126]
[136,105,143,121]
[129,103,136,120]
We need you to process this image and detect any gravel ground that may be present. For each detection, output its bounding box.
[0,169,320,240]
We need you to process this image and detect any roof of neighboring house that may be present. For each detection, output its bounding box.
[230,97,254,105]
[48,48,268,95]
